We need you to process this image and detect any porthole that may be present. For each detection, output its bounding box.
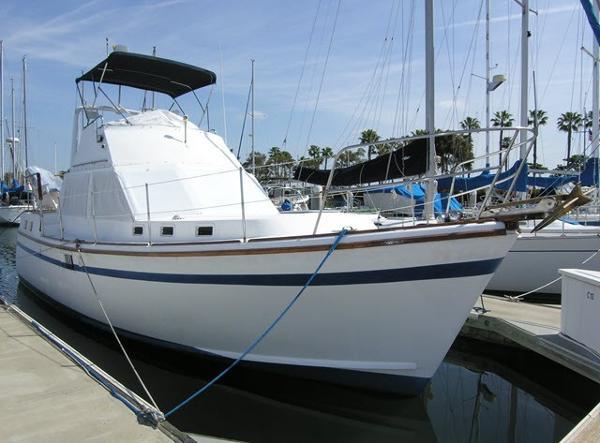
[133,226,144,236]
[160,226,174,236]
[196,226,213,236]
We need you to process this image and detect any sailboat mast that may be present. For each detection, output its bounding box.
[22,56,28,169]
[10,77,15,180]
[485,0,491,167]
[519,0,529,160]
[0,40,4,185]
[424,0,436,219]
[251,58,255,175]
[593,1,599,160]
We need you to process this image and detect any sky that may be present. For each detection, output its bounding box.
[0,0,596,174]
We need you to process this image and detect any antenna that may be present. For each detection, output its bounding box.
[250,58,255,175]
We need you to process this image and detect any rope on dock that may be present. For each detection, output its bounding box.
[164,227,349,418]
[77,251,163,420]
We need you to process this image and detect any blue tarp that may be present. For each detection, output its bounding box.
[527,174,576,190]
[527,158,598,190]
[437,160,529,193]
[580,157,599,186]
[368,183,463,216]
[0,179,24,194]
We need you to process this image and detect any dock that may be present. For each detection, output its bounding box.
[461,294,600,442]
[0,302,193,442]
[461,294,600,384]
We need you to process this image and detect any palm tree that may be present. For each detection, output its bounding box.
[321,146,334,170]
[528,109,548,170]
[491,110,514,168]
[460,116,481,146]
[557,111,583,162]
[307,144,322,169]
[308,144,321,160]
[360,129,380,161]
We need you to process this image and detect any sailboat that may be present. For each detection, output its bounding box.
[483,0,600,300]
[0,52,30,226]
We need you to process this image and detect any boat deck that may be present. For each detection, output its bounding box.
[0,303,187,442]
[461,294,600,384]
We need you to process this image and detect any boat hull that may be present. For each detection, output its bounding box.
[16,217,516,394]
[0,205,27,225]
[486,228,600,299]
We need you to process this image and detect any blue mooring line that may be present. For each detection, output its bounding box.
[165,228,349,418]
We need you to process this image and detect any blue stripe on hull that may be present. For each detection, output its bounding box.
[17,241,503,286]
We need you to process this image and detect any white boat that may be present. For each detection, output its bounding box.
[15,51,520,395]
[0,204,27,225]
[486,220,600,298]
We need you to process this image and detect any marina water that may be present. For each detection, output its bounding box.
[1,227,597,442]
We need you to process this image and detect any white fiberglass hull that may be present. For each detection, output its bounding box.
[486,223,600,297]
[0,205,27,225]
[16,216,515,393]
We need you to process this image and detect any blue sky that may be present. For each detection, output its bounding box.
[0,0,594,173]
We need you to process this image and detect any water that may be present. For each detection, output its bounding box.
[1,226,598,442]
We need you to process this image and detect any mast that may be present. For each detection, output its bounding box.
[485,0,491,167]
[22,56,28,169]
[10,77,15,181]
[424,0,436,219]
[0,40,4,186]
[251,58,255,175]
[519,0,529,160]
[593,0,599,160]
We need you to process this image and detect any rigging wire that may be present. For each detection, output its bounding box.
[443,0,484,129]
[303,0,342,152]
[236,82,252,160]
[296,0,334,154]
[392,0,417,137]
[282,0,323,149]
[333,0,401,149]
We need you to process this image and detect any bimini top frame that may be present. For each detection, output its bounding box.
[76,51,217,98]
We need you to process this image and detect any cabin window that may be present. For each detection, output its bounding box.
[28,221,33,232]
[133,226,144,236]
[196,226,213,236]
[160,226,174,236]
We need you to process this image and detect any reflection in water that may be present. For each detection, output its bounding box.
[1,225,597,442]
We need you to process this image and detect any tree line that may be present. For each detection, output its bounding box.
[487,109,595,170]
[243,109,590,180]
[244,128,476,180]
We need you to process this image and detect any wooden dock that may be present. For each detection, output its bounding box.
[0,302,194,442]
[461,295,600,384]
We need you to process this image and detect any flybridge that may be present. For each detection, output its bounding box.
[76,51,217,98]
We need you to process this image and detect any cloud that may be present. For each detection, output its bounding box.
[1,0,194,67]
[441,3,579,31]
